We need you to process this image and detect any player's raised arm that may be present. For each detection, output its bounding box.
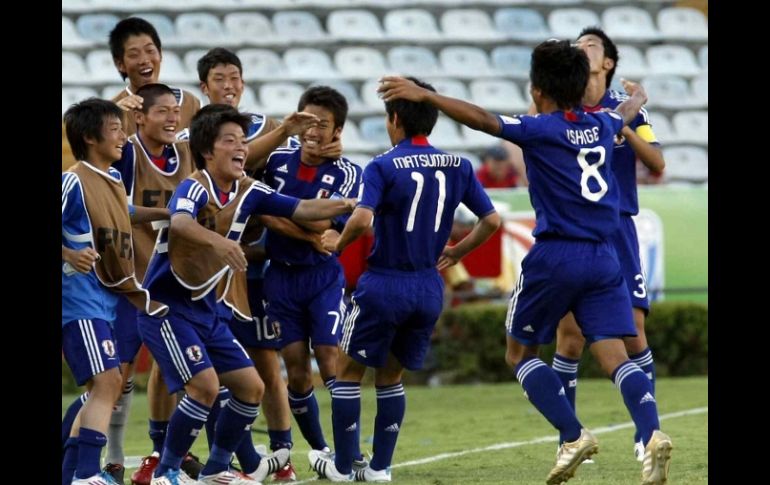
[614,79,648,126]
[246,111,319,167]
[378,76,501,136]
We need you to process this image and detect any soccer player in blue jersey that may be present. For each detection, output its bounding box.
[261,85,368,468]
[62,98,169,485]
[136,105,356,485]
[552,27,666,463]
[195,47,338,481]
[378,41,672,485]
[308,77,501,482]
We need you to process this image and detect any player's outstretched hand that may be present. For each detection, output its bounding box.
[216,238,248,272]
[318,137,343,159]
[321,229,341,253]
[620,78,648,105]
[377,76,428,103]
[282,111,320,137]
[66,247,101,274]
[116,94,144,111]
[310,231,333,256]
[437,245,460,271]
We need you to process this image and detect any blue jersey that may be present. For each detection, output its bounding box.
[497,111,624,241]
[263,147,362,266]
[142,172,299,321]
[585,90,658,215]
[62,169,122,326]
[359,136,495,271]
[177,112,301,146]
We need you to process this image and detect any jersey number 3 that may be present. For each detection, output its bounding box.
[407,170,446,232]
[577,146,608,202]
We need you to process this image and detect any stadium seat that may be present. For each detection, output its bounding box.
[490,46,531,80]
[360,79,386,113]
[334,47,388,80]
[174,13,228,46]
[387,46,442,77]
[76,13,120,43]
[224,12,282,46]
[548,8,600,39]
[132,13,177,45]
[183,49,208,78]
[156,52,190,84]
[493,8,550,42]
[238,85,261,112]
[657,7,708,41]
[358,116,391,147]
[672,111,708,145]
[236,48,286,81]
[642,75,693,109]
[469,79,529,113]
[308,79,367,115]
[327,10,385,41]
[430,117,464,150]
[646,45,701,77]
[645,112,677,144]
[439,46,495,78]
[62,0,102,13]
[691,74,708,107]
[454,150,481,171]
[662,146,708,183]
[273,11,329,42]
[383,9,442,41]
[461,125,501,150]
[283,48,339,80]
[62,17,93,48]
[615,45,649,80]
[533,0,582,5]
[698,45,708,71]
[259,82,306,117]
[440,9,503,42]
[62,87,99,115]
[429,78,470,101]
[85,50,120,83]
[602,6,661,42]
[102,85,127,100]
[343,152,375,170]
[340,121,378,152]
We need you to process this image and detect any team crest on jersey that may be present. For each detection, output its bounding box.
[322,174,335,184]
[101,339,116,358]
[614,133,626,146]
[186,345,203,362]
[500,115,522,125]
[272,321,282,338]
[318,188,331,199]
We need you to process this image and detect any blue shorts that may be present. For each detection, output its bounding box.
[609,215,650,313]
[137,310,254,394]
[63,319,121,386]
[506,238,636,346]
[227,278,282,349]
[114,295,143,364]
[341,267,444,371]
[263,259,345,348]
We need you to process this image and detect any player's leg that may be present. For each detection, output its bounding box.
[553,313,584,411]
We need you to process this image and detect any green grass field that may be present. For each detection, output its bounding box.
[63,376,707,484]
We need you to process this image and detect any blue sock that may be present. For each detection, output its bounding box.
[324,377,336,391]
[61,393,87,453]
[288,387,327,450]
[201,396,260,476]
[74,427,107,479]
[62,437,78,485]
[331,382,361,474]
[235,425,261,474]
[149,419,169,456]
[371,383,405,471]
[205,387,231,450]
[515,358,582,444]
[629,348,656,442]
[552,354,579,412]
[325,377,363,461]
[155,395,210,477]
[268,429,293,452]
[612,361,660,446]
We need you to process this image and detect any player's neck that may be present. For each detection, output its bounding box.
[138,132,167,157]
[206,168,235,195]
[86,155,114,173]
[583,76,607,107]
[300,149,325,167]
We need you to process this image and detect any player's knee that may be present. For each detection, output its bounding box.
[186,381,220,407]
[505,347,520,368]
[287,371,312,393]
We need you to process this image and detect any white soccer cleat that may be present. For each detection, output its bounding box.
[249,447,291,482]
[634,440,645,463]
[546,428,599,484]
[353,465,391,482]
[150,468,204,485]
[308,449,353,482]
[72,471,121,485]
[641,430,673,484]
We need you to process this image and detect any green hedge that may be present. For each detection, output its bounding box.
[430,301,708,383]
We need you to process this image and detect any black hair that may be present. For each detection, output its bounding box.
[189,104,251,169]
[108,18,162,81]
[64,98,123,161]
[134,83,176,113]
[530,40,589,110]
[197,47,243,83]
[297,86,348,129]
[384,77,439,137]
[577,26,619,88]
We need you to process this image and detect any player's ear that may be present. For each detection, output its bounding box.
[200,82,209,97]
[133,109,144,126]
[603,57,615,72]
[332,126,342,141]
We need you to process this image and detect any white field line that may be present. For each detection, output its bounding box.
[291,406,707,483]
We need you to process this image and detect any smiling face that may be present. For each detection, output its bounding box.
[299,104,340,158]
[115,34,162,90]
[89,115,127,165]
[201,63,244,107]
[136,92,180,146]
[205,121,249,184]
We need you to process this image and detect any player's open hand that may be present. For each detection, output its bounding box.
[116,94,144,111]
[216,238,248,272]
[282,111,320,137]
[309,232,333,256]
[377,76,427,103]
[321,229,341,253]
[318,137,343,159]
[620,78,648,105]
[437,245,460,271]
[66,247,101,274]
